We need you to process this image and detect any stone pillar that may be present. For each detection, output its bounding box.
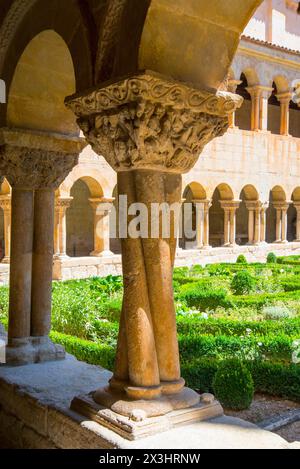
[89,197,114,257]
[54,197,73,257]
[247,86,273,131]
[0,195,11,263]
[193,200,204,249]
[223,207,230,246]
[203,200,211,248]
[176,198,185,250]
[275,206,282,243]
[246,203,255,244]
[228,79,242,128]
[274,202,290,243]
[260,203,268,243]
[0,128,84,365]
[277,92,292,136]
[221,201,240,246]
[247,86,261,131]
[281,204,289,243]
[294,202,300,242]
[66,72,242,415]
[254,206,261,244]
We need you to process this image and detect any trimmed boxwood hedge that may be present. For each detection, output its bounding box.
[50,331,115,371]
[50,331,300,402]
[176,316,300,337]
[181,358,300,401]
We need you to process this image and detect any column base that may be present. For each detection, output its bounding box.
[199,244,212,251]
[4,336,65,366]
[53,253,69,260]
[71,388,223,441]
[1,256,10,264]
[274,240,288,244]
[90,250,114,258]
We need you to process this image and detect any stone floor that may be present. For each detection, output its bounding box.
[0,355,298,449]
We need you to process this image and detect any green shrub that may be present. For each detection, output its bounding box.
[50,331,115,370]
[231,270,256,295]
[177,316,300,337]
[182,358,300,402]
[212,359,254,410]
[267,252,277,264]
[262,305,292,321]
[236,254,247,264]
[178,282,232,310]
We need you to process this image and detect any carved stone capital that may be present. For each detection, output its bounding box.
[0,194,11,211]
[55,196,73,210]
[66,71,243,174]
[220,200,241,211]
[0,128,86,189]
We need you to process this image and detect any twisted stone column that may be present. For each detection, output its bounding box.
[66,71,242,411]
[0,128,84,364]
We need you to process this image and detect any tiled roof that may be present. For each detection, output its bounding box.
[241,35,300,57]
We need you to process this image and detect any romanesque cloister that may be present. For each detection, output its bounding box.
[1,0,300,451]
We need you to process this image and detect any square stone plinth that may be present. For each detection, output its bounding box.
[71,393,223,441]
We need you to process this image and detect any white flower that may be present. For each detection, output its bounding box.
[201,313,209,319]
[257,342,263,347]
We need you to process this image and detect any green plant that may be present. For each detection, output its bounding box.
[178,282,232,310]
[236,254,247,264]
[267,252,277,264]
[231,270,256,295]
[262,305,292,320]
[212,359,254,410]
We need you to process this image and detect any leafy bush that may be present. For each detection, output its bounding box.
[262,305,292,321]
[178,282,232,310]
[236,254,247,264]
[212,359,254,410]
[267,252,277,264]
[231,270,256,295]
[182,358,300,402]
[50,331,115,370]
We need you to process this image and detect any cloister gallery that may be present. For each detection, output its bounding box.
[0,0,300,450]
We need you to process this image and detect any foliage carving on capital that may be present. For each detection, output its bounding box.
[66,72,242,174]
[0,146,78,189]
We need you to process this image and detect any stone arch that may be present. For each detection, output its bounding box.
[59,165,110,199]
[209,183,234,247]
[0,0,95,127]
[236,184,259,245]
[273,75,290,94]
[66,176,104,258]
[139,0,263,91]
[7,29,77,135]
[288,187,300,242]
[235,72,252,130]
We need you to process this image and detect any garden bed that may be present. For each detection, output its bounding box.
[1,254,300,406]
